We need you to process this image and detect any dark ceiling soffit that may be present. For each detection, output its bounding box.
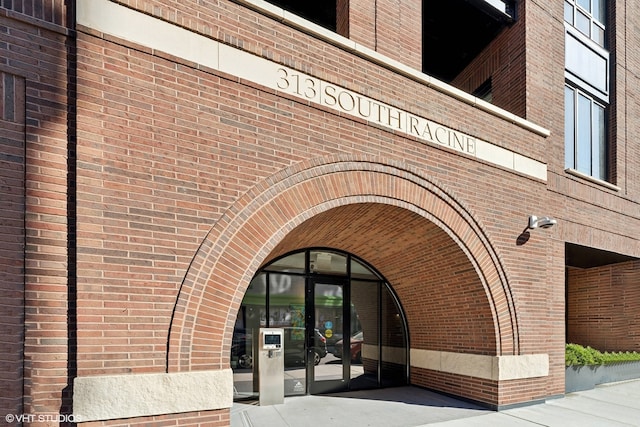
[565,243,638,269]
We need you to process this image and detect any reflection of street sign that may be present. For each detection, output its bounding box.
[325,329,333,338]
[324,321,333,329]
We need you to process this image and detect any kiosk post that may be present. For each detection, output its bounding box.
[258,328,284,405]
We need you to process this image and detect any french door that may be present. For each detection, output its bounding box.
[308,277,350,394]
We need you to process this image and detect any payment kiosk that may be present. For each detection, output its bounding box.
[258,328,284,405]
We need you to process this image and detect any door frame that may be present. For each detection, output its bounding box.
[307,275,350,394]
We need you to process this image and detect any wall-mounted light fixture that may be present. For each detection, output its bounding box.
[528,215,557,230]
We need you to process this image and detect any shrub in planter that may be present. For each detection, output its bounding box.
[601,350,640,363]
[565,343,640,366]
[565,343,640,393]
[565,343,604,366]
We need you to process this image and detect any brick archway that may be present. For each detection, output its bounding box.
[167,155,519,372]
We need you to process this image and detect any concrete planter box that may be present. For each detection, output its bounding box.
[566,361,640,393]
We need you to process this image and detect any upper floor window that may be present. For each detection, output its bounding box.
[472,78,493,103]
[564,0,609,183]
[565,85,607,181]
[564,0,606,47]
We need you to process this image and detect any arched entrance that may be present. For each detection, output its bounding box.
[232,249,408,399]
[167,157,520,407]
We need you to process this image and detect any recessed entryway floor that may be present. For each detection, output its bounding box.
[231,379,640,426]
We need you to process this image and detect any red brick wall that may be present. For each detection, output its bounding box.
[374,0,422,71]
[0,70,26,419]
[72,0,562,409]
[412,368,500,406]
[413,369,557,408]
[1,2,71,421]
[567,261,640,352]
[165,160,559,405]
[264,203,498,355]
[262,202,504,404]
[452,1,527,117]
[1,0,639,422]
[452,1,568,125]
[347,0,424,68]
[336,0,349,37]
[2,0,67,26]
[611,0,640,194]
[79,409,228,427]
[346,0,376,54]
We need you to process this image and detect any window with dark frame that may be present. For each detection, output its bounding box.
[564,85,607,181]
[564,0,610,183]
[564,0,606,47]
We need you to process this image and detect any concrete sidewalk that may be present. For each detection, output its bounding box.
[231,379,640,426]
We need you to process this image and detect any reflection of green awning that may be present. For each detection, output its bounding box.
[242,294,342,308]
[240,295,265,307]
[315,296,343,307]
[242,295,303,306]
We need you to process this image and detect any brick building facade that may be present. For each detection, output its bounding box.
[1,0,639,425]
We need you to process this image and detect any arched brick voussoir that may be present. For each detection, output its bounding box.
[168,156,519,372]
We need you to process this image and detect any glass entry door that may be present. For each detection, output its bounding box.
[232,249,408,401]
[308,278,349,394]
